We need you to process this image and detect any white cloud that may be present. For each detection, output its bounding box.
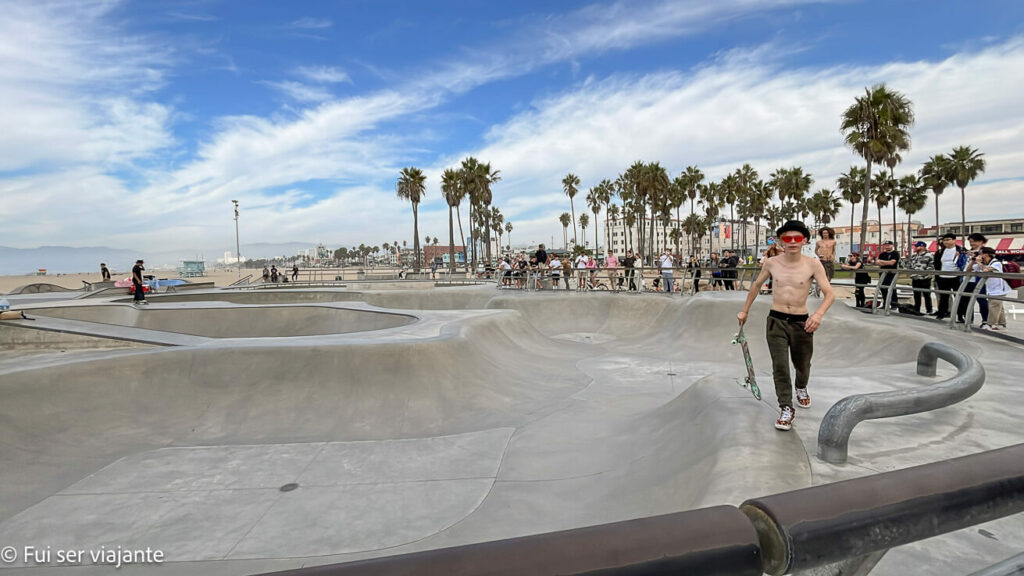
[0,1,174,171]
[296,65,350,84]
[263,80,334,103]
[448,38,1024,248]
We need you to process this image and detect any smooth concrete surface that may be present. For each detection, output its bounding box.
[0,286,1022,575]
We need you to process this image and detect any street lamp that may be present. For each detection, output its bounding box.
[232,200,241,277]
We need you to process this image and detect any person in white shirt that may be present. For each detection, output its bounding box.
[659,249,675,294]
[574,253,589,290]
[976,247,1010,330]
[549,255,562,289]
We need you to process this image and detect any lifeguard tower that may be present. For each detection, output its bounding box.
[177,260,206,278]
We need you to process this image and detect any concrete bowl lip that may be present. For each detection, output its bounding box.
[19,299,427,343]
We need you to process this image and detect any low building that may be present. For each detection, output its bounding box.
[916,218,1024,256]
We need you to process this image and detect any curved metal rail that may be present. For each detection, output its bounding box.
[817,341,985,464]
[254,444,1024,576]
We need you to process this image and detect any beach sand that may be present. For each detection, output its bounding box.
[0,269,247,295]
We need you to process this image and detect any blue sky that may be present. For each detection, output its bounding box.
[1,0,1023,258]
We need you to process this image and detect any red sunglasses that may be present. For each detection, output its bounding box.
[780,235,805,244]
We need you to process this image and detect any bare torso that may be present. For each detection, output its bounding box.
[765,254,822,314]
[815,239,836,262]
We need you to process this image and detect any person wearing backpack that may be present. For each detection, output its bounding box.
[933,233,969,320]
[976,247,1010,331]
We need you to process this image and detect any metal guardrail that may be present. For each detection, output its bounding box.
[254,443,1024,576]
[228,274,253,286]
[817,342,986,464]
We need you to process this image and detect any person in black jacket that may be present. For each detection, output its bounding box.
[875,240,900,309]
[933,233,966,320]
[841,252,869,308]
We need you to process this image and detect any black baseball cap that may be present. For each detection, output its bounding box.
[776,220,810,238]
[882,239,894,245]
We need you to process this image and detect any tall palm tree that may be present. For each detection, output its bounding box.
[946,145,987,245]
[873,171,896,243]
[441,168,463,272]
[735,164,760,253]
[396,166,426,271]
[920,154,951,238]
[597,179,615,253]
[563,173,581,245]
[585,186,603,256]
[897,174,927,255]
[841,84,915,252]
[837,166,866,249]
[720,174,738,251]
[460,157,482,267]
[505,221,513,251]
[490,207,504,258]
[579,213,590,251]
[559,212,572,249]
[607,204,621,253]
[699,180,721,256]
[642,162,672,256]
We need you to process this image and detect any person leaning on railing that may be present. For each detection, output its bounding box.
[907,241,935,315]
[974,246,1010,331]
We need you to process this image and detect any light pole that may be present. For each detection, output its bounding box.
[232,200,241,277]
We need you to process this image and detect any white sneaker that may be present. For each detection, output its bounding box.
[795,388,811,409]
[775,407,795,431]
[979,323,993,331]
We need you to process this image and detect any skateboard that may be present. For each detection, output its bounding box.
[731,327,762,400]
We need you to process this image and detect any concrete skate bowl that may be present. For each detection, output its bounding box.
[485,292,933,364]
[6,282,76,295]
[25,303,416,338]
[141,285,498,310]
[0,300,815,572]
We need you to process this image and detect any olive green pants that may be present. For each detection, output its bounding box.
[766,312,814,409]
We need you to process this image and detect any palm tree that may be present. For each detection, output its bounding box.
[579,213,590,250]
[873,172,896,242]
[505,221,513,251]
[641,162,671,256]
[396,166,427,271]
[837,166,866,249]
[441,168,463,272]
[735,164,760,253]
[946,146,987,245]
[559,212,572,249]
[585,187,603,256]
[681,213,702,257]
[720,174,738,251]
[840,84,915,252]
[699,181,721,256]
[563,173,581,245]
[606,204,620,254]
[897,174,927,255]
[490,207,504,257]
[920,154,951,239]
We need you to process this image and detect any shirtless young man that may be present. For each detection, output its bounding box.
[815,227,837,280]
[737,221,835,431]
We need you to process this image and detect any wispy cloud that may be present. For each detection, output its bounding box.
[290,17,332,29]
[263,80,333,103]
[296,65,350,84]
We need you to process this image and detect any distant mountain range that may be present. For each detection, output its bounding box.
[0,243,319,275]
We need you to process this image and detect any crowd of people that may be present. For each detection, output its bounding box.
[494,244,748,293]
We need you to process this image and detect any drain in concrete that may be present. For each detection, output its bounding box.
[279,483,299,492]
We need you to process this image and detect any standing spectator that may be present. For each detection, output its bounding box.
[498,257,513,287]
[957,233,989,325]
[709,252,724,290]
[561,253,572,289]
[907,241,935,315]
[534,244,548,276]
[976,247,1010,331]
[875,240,900,309]
[262,266,270,282]
[605,249,619,290]
[429,259,438,279]
[687,255,702,291]
[292,264,299,282]
[659,249,675,293]
[549,254,562,289]
[933,233,968,320]
[586,254,598,288]
[722,250,739,290]
[100,263,111,281]
[815,227,837,281]
[270,265,279,283]
[841,253,869,308]
[132,259,147,305]
[621,250,637,291]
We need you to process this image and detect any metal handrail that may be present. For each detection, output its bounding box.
[817,342,985,464]
[254,443,1024,576]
